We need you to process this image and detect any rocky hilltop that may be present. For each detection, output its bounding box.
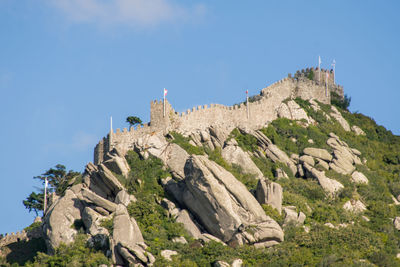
[2,68,400,266]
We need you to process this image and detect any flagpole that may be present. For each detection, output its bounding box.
[318,56,321,83]
[246,90,249,119]
[163,88,166,117]
[332,59,336,85]
[325,72,328,97]
[43,177,48,216]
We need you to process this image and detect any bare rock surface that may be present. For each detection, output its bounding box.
[330,106,351,131]
[103,148,131,177]
[135,133,189,179]
[276,100,313,124]
[182,155,284,246]
[303,163,344,195]
[81,187,117,212]
[303,147,332,162]
[299,155,315,166]
[327,133,361,175]
[283,206,306,227]
[343,200,366,213]
[113,204,144,246]
[43,189,84,253]
[161,250,178,261]
[394,217,400,231]
[176,209,203,239]
[351,171,369,184]
[249,130,297,175]
[255,179,283,214]
[351,125,366,136]
[222,140,263,178]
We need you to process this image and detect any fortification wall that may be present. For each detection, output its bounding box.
[93,69,339,163]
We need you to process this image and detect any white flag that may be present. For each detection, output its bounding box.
[319,56,322,65]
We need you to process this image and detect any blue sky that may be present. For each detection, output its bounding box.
[0,0,399,234]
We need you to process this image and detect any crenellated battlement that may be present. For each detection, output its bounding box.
[93,67,344,164]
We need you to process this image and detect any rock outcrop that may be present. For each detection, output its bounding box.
[255,179,283,214]
[135,133,189,180]
[43,189,85,253]
[222,138,263,178]
[303,163,344,195]
[276,100,313,124]
[182,155,284,247]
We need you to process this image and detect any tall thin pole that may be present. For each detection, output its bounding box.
[163,88,166,117]
[325,72,328,97]
[109,116,113,151]
[332,59,336,85]
[43,177,48,216]
[246,90,249,119]
[318,56,321,83]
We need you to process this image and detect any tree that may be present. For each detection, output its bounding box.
[34,164,80,195]
[23,192,44,216]
[23,164,80,215]
[126,116,142,128]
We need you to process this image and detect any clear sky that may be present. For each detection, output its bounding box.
[1,0,399,234]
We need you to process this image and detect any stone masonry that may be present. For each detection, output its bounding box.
[94,68,343,164]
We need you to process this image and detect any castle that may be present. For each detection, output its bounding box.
[94,67,343,164]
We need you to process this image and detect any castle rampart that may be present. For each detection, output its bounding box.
[94,68,343,164]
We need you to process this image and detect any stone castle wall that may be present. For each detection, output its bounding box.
[295,67,344,98]
[94,71,341,164]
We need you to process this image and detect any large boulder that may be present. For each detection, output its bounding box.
[303,163,344,195]
[81,187,117,212]
[222,139,263,178]
[103,148,131,178]
[255,179,283,214]
[327,134,361,175]
[303,147,332,162]
[113,204,143,246]
[182,155,284,247]
[351,171,369,184]
[276,100,313,124]
[330,106,351,131]
[82,207,110,249]
[176,209,203,239]
[43,189,84,253]
[135,133,189,179]
[112,204,153,265]
[343,200,366,213]
[283,206,306,227]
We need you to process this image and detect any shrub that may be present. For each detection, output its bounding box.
[27,234,111,266]
[168,132,205,155]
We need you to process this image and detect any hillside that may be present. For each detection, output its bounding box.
[2,73,400,266]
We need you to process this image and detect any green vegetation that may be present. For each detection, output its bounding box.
[168,131,205,155]
[307,69,315,80]
[331,92,351,110]
[124,150,191,260]
[126,115,142,128]
[228,128,258,151]
[10,97,400,266]
[261,117,330,155]
[23,165,81,215]
[26,234,110,267]
[100,217,114,236]
[206,147,258,190]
